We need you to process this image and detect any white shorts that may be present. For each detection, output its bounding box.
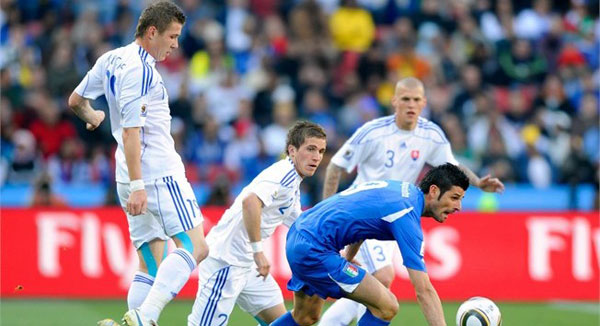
[188,256,284,326]
[355,239,397,274]
[117,174,203,249]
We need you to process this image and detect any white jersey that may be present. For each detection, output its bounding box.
[74,42,185,183]
[206,157,302,267]
[331,115,459,185]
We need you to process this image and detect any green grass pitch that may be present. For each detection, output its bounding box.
[1,299,598,325]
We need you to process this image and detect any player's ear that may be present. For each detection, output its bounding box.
[287,144,297,158]
[391,95,398,107]
[148,26,157,40]
[428,184,439,199]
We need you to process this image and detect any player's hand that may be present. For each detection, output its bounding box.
[127,189,147,216]
[478,175,504,193]
[340,249,362,266]
[253,252,270,281]
[86,110,105,131]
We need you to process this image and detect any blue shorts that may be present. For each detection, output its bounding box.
[285,225,366,299]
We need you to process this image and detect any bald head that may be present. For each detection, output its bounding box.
[395,77,424,94]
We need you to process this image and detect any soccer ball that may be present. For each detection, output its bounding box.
[456,297,502,326]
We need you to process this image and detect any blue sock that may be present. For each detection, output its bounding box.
[357,309,390,326]
[270,311,299,326]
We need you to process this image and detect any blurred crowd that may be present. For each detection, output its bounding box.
[1,0,598,207]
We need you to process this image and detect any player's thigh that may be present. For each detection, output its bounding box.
[344,272,397,316]
[152,175,205,247]
[237,273,285,322]
[117,182,169,250]
[356,239,395,275]
[372,265,395,288]
[189,257,244,326]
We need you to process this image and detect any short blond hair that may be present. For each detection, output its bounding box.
[395,77,424,93]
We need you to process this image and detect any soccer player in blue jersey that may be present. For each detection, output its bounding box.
[320,77,503,326]
[270,163,469,326]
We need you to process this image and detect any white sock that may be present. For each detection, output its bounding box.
[356,304,367,320]
[140,248,197,322]
[319,298,360,326]
[127,271,155,309]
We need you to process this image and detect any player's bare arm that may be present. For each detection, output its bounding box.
[407,268,446,326]
[343,240,364,263]
[123,127,147,216]
[458,164,504,193]
[242,193,270,280]
[67,92,105,131]
[322,162,343,199]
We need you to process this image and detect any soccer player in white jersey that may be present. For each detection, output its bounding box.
[68,2,208,326]
[187,121,327,326]
[319,77,505,325]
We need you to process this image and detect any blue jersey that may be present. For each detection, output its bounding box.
[293,180,426,271]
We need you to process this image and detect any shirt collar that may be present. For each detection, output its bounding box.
[134,42,156,66]
[285,156,302,181]
[393,114,418,134]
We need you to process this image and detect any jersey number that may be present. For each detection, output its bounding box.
[106,71,116,96]
[372,245,386,261]
[217,314,227,326]
[340,181,388,196]
[279,204,291,215]
[385,150,394,168]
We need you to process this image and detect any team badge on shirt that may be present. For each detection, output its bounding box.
[343,263,359,277]
[343,149,354,160]
[141,104,147,117]
[410,150,420,161]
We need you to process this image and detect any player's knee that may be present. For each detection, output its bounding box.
[293,311,320,326]
[174,232,208,264]
[380,299,399,321]
[373,267,394,288]
[375,272,394,288]
[192,240,209,264]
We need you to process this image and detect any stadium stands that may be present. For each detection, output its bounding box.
[0,0,598,209]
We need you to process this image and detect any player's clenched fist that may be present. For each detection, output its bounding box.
[253,251,270,280]
[127,189,147,216]
[86,110,105,131]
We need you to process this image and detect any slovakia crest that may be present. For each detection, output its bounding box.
[410,150,420,161]
[343,149,354,160]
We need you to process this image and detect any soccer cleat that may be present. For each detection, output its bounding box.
[122,309,158,326]
[97,319,121,326]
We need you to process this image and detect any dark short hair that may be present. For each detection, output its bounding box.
[419,163,469,198]
[285,120,326,155]
[135,1,186,39]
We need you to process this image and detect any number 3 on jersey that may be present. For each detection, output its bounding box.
[385,150,394,168]
[372,245,386,261]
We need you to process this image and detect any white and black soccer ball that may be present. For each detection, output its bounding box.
[456,296,502,326]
